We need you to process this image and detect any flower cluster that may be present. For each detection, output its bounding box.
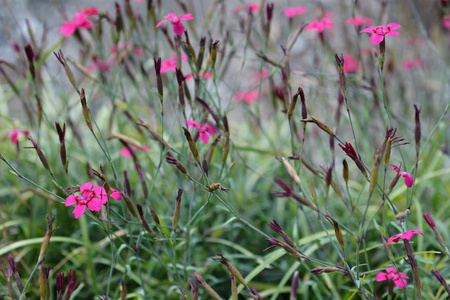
[156,12,193,36]
[59,8,98,37]
[345,16,372,27]
[160,55,188,74]
[306,18,334,33]
[65,182,121,219]
[233,90,259,103]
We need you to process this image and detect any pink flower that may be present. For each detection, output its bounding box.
[119,145,150,158]
[306,18,334,33]
[232,90,259,103]
[343,54,360,73]
[388,230,424,245]
[186,120,215,143]
[59,7,98,37]
[4,129,29,143]
[185,72,212,80]
[283,7,306,18]
[402,58,424,71]
[65,182,121,219]
[252,69,270,84]
[160,55,188,73]
[234,3,259,13]
[391,165,414,187]
[87,56,112,72]
[359,23,401,45]
[442,16,450,29]
[156,12,194,36]
[376,268,409,289]
[346,16,372,27]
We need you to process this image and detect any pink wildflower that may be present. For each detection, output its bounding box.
[442,16,450,29]
[185,72,212,80]
[234,3,259,13]
[186,120,215,143]
[306,18,334,33]
[59,7,98,37]
[252,69,270,84]
[402,58,424,71]
[4,129,29,143]
[233,90,259,103]
[65,182,121,219]
[388,230,424,245]
[156,12,194,36]
[283,7,306,18]
[376,268,409,289]
[160,55,188,74]
[359,23,401,45]
[391,165,414,187]
[119,145,150,158]
[345,16,372,27]
[343,54,360,73]
[87,56,112,72]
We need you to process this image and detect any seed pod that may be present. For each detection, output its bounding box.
[27,137,54,176]
[414,105,421,158]
[136,204,156,235]
[196,37,206,71]
[166,156,188,175]
[80,89,93,131]
[342,159,349,184]
[213,254,247,288]
[172,189,183,230]
[182,127,201,164]
[369,148,382,197]
[194,272,222,300]
[54,50,78,93]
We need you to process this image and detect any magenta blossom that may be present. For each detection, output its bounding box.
[359,23,401,45]
[388,230,424,245]
[345,16,372,27]
[283,7,306,18]
[252,69,270,84]
[87,56,113,72]
[391,165,414,187]
[160,55,188,74]
[185,72,212,80]
[233,3,259,13]
[306,18,334,33]
[232,90,259,103]
[119,145,150,158]
[402,58,424,71]
[59,7,98,37]
[186,120,215,143]
[376,268,409,289]
[343,54,360,73]
[4,129,29,143]
[65,182,121,219]
[156,12,193,36]
[442,16,450,29]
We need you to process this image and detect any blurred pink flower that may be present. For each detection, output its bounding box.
[402,58,424,71]
[87,56,112,72]
[186,120,215,143]
[346,16,372,27]
[343,54,360,73]
[156,12,193,36]
[185,72,212,80]
[360,23,401,45]
[442,16,450,29]
[119,145,150,158]
[4,129,29,143]
[65,182,121,219]
[233,90,259,103]
[252,69,270,83]
[388,230,423,245]
[306,18,334,33]
[391,165,414,187]
[59,7,98,37]
[111,42,143,56]
[376,268,409,289]
[160,55,188,73]
[234,3,259,13]
[283,7,306,18]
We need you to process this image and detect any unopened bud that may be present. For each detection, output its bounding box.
[80,89,93,131]
[172,189,183,230]
[182,127,201,164]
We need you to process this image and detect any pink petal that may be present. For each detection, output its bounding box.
[73,204,86,219]
[375,272,388,281]
[142,146,150,151]
[204,125,215,135]
[401,172,414,187]
[411,230,424,236]
[385,32,401,36]
[187,120,197,128]
[388,233,401,245]
[119,148,131,158]
[59,22,77,37]
[199,131,210,143]
[391,165,400,173]
[369,34,384,45]
[80,8,98,16]
[87,198,102,211]
[173,22,185,35]
[110,189,122,200]
[401,231,414,240]
[155,19,168,28]
[178,14,194,20]
[80,182,93,195]
[393,278,408,289]
[386,23,401,30]
[359,27,375,33]
[65,195,79,206]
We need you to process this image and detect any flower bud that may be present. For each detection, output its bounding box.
[194,271,222,300]
[166,156,189,175]
[80,89,93,131]
[27,137,54,176]
[172,189,183,230]
[54,50,78,93]
[136,204,156,235]
[182,127,201,164]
